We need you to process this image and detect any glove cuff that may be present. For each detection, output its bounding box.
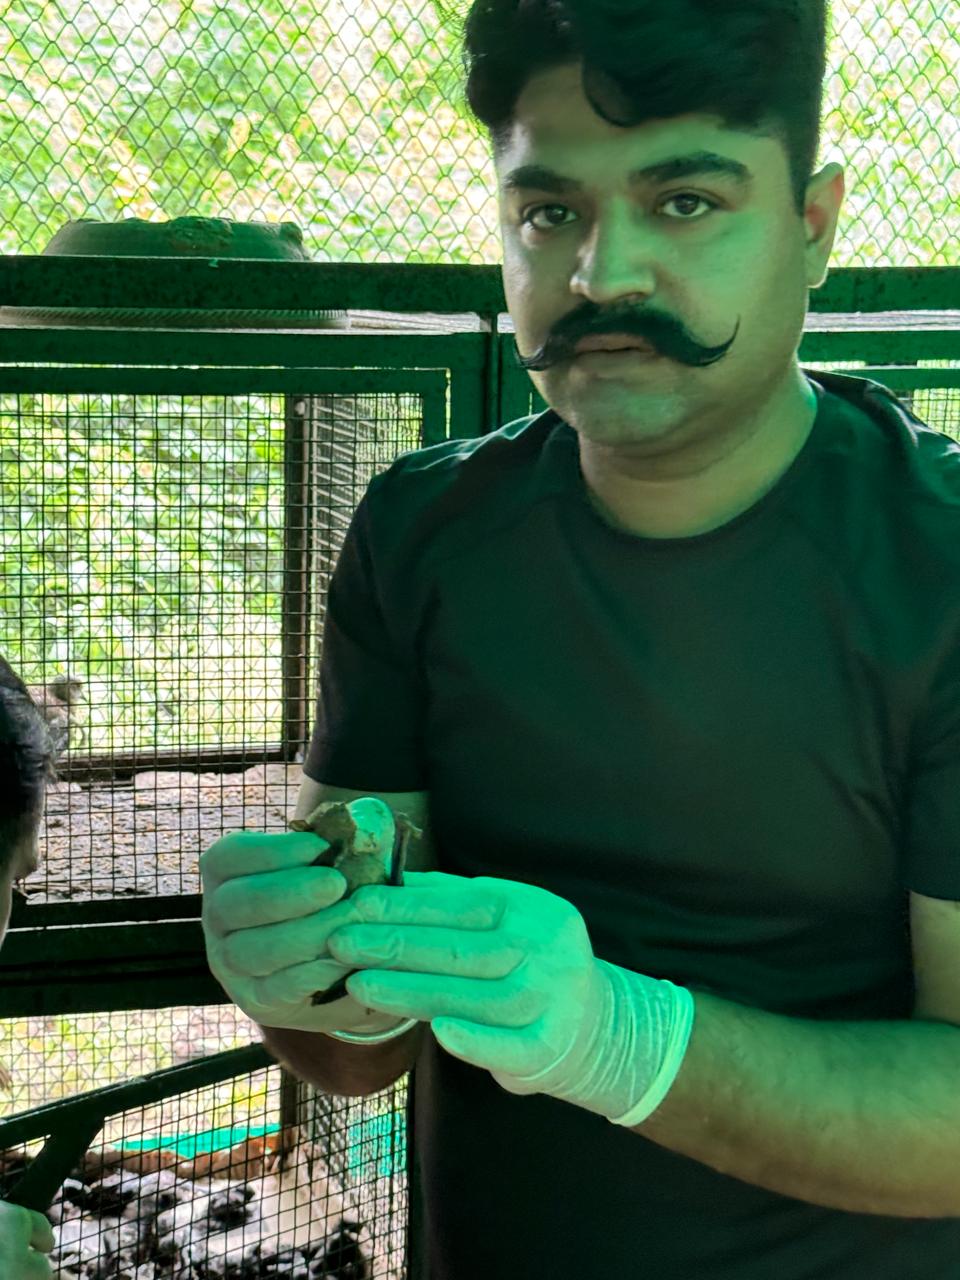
[605,964,697,1128]
[513,958,696,1127]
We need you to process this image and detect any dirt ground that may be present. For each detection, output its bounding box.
[27,760,306,903]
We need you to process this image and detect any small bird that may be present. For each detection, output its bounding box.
[24,674,85,761]
[289,798,422,1009]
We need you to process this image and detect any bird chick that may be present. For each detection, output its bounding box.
[290,797,419,897]
[289,798,423,1007]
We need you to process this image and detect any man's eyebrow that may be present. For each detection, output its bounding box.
[502,151,755,196]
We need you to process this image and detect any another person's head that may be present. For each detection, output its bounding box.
[447,0,845,454]
[0,657,56,945]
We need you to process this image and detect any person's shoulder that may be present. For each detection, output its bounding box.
[364,408,564,533]
[356,406,566,593]
[811,369,952,457]
[811,369,960,498]
[381,408,559,485]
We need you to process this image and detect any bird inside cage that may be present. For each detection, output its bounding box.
[24,674,86,761]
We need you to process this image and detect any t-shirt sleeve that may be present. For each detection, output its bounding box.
[902,640,960,899]
[302,478,427,791]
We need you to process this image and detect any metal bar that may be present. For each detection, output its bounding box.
[404,1069,425,1280]
[1,919,211,966]
[4,1112,106,1212]
[0,256,510,314]
[0,333,958,394]
[42,744,291,785]
[1,256,957,314]
[8,893,204,928]
[0,359,465,390]
[281,392,311,764]
[0,970,231,1020]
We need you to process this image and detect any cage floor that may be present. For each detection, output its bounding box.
[23,761,304,902]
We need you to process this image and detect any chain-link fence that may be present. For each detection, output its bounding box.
[0,1,957,1277]
[0,0,956,267]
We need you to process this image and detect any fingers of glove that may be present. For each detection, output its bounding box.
[200,830,341,899]
[203,862,349,940]
[229,957,384,1034]
[242,957,367,1025]
[213,894,363,979]
[330,924,525,982]
[347,965,545,1029]
[19,1254,53,1280]
[0,1203,53,1253]
[0,1203,54,1276]
[26,1208,54,1255]
[207,946,354,1020]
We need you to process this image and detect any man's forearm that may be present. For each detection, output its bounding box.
[258,1022,423,1096]
[631,989,960,1219]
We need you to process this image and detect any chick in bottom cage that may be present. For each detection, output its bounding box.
[0,1130,384,1277]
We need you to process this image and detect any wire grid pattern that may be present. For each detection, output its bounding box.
[0,390,422,1278]
[1,393,423,885]
[0,0,956,268]
[0,1004,411,1278]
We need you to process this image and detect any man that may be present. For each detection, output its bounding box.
[203,58,960,1280]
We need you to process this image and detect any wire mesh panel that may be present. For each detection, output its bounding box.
[0,364,444,1279]
[0,382,425,903]
[0,1032,413,1277]
[0,265,460,876]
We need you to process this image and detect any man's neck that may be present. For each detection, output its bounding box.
[582,376,819,541]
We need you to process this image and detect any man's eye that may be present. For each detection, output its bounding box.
[519,193,720,233]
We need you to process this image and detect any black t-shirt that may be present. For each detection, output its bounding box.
[304,369,960,1278]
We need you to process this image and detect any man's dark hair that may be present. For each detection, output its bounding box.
[442,0,831,219]
[0,655,57,879]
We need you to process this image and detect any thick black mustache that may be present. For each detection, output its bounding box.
[513,316,741,372]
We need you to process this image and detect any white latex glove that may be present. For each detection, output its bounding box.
[327,870,697,1125]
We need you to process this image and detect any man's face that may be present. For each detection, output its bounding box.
[496,62,844,463]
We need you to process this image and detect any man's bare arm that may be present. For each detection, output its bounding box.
[631,988,960,1219]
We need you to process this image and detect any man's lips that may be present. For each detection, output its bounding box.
[574,335,654,355]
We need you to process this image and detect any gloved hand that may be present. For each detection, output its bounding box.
[200,798,409,1036]
[0,1199,54,1278]
[327,871,696,1125]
